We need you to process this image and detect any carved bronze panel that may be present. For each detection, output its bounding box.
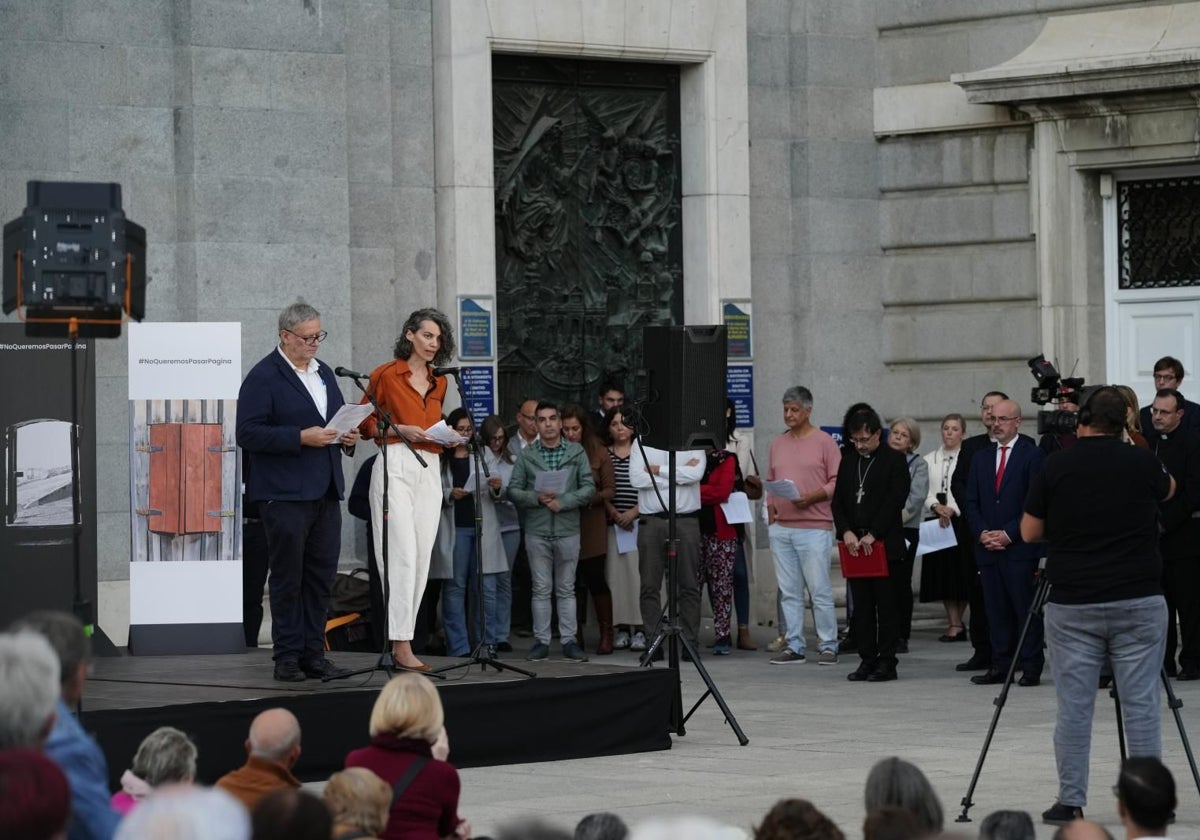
[493,55,683,421]
[1119,177,1200,289]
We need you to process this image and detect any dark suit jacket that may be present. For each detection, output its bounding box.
[236,350,347,502]
[1140,396,1200,439]
[964,435,1045,567]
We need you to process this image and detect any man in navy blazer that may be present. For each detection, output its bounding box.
[236,302,359,681]
[965,398,1047,686]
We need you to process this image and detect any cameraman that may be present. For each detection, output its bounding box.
[1019,387,1175,826]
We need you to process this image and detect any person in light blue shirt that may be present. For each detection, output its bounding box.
[11,611,120,840]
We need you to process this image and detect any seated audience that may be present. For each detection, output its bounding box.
[111,726,198,815]
[215,708,302,811]
[324,767,392,840]
[979,810,1035,840]
[755,798,844,840]
[0,630,60,749]
[114,786,250,840]
[1114,757,1175,840]
[11,610,122,840]
[345,673,469,840]
[0,747,71,840]
[863,757,944,836]
[862,806,926,840]
[250,788,332,840]
[575,812,629,840]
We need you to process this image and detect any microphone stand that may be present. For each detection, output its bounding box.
[326,371,442,682]
[434,371,534,679]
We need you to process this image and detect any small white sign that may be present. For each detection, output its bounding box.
[127,322,241,400]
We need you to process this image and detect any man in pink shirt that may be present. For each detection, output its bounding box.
[766,386,842,664]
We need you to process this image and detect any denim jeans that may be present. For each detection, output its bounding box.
[525,534,580,646]
[490,529,520,645]
[1044,595,1167,807]
[441,527,499,655]
[768,524,837,655]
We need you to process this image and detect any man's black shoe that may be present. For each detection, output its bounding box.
[971,669,1006,685]
[273,660,306,682]
[1018,673,1041,687]
[301,658,351,679]
[1041,803,1083,826]
[956,656,990,672]
[867,664,897,682]
[847,664,873,682]
[840,636,858,653]
[496,641,513,653]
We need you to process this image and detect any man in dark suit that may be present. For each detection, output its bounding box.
[237,302,359,681]
[950,390,1007,672]
[965,398,1046,686]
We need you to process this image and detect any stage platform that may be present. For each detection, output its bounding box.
[84,649,674,788]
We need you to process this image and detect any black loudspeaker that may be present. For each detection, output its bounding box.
[640,325,728,451]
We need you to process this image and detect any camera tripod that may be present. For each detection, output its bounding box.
[956,572,1200,822]
[636,444,747,746]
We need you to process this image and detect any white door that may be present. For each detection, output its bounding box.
[1104,169,1200,412]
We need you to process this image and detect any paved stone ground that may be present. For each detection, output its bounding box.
[454,618,1200,839]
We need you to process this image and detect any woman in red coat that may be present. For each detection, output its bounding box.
[345,673,469,840]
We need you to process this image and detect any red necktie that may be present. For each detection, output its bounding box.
[995,444,1009,493]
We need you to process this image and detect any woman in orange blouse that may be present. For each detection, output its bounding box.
[359,308,456,671]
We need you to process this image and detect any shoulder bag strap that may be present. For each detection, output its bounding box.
[391,755,430,804]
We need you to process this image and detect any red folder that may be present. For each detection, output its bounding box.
[838,541,888,578]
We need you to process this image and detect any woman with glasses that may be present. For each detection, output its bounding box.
[602,407,646,651]
[358,308,456,671]
[429,408,505,657]
[480,415,520,651]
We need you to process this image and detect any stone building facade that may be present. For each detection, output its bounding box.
[2,0,1196,639]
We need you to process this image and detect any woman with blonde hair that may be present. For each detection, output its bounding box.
[345,674,469,839]
[888,417,927,653]
[324,767,392,840]
[1113,384,1149,447]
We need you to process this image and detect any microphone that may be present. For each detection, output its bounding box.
[432,366,461,377]
[334,366,368,379]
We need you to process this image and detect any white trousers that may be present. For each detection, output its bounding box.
[370,446,442,641]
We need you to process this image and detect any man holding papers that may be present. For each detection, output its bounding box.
[508,402,595,662]
[765,387,842,666]
[237,301,359,681]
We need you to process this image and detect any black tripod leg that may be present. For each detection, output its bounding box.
[956,574,1050,823]
[1110,682,1128,762]
[1160,669,1200,798]
[676,633,749,745]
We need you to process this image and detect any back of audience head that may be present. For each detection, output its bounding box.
[0,630,60,748]
[247,708,301,766]
[863,806,926,840]
[754,798,844,840]
[1116,756,1175,835]
[369,672,444,741]
[131,726,198,787]
[575,811,629,840]
[978,809,1034,840]
[863,757,944,834]
[7,610,89,704]
[250,788,332,840]
[324,767,391,838]
[114,786,250,840]
[1051,820,1115,840]
[0,747,70,839]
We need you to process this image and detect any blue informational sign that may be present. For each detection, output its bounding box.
[722,300,752,359]
[820,425,843,446]
[726,365,754,428]
[460,366,495,428]
[458,296,493,360]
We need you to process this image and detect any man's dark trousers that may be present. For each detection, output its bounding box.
[261,495,341,665]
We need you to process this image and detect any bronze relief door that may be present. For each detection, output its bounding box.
[493,55,683,417]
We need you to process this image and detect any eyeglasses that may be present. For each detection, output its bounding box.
[454,426,472,434]
[490,433,507,442]
[993,415,1019,423]
[1150,407,1180,416]
[519,413,536,422]
[1154,372,1179,382]
[283,328,328,345]
[849,435,876,445]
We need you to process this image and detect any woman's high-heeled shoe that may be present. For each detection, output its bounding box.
[938,625,967,642]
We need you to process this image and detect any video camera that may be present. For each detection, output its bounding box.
[1028,355,1096,436]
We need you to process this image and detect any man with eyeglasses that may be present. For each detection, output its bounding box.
[1148,388,1200,680]
[964,399,1046,687]
[1139,356,1200,437]
[237,301,359,682]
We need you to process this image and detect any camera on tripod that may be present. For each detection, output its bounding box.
[1028,355,1087,436]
